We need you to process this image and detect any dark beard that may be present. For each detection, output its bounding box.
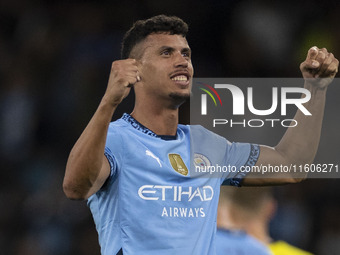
[169,92,190,108]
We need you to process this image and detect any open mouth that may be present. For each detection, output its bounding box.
[171,75,188,82]
[170,73,190,87]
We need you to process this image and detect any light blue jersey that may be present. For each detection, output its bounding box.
[87,113,260,255]
[216,229,272,255]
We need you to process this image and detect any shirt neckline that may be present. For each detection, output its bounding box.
[121,113,177,140]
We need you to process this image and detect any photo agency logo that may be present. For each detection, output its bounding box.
[190,78,340,179]
[194,79,312,128]
[198,82,223,115]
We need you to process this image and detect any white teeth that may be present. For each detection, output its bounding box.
[171,75,188,81]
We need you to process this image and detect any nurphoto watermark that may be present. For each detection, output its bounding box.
[189,78,340,179]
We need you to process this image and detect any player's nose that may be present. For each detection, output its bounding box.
[173,52,189,68]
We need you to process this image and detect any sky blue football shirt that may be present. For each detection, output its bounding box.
[87,113,260,255]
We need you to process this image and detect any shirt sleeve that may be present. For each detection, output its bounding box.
[222,143,260,187]
[100,124,122,190]
[98,147,118,191]
[104,147,117,178]
[190,125,259,186]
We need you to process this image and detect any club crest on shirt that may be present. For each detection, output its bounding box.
[194,153,211,170]
[168,154,188,176]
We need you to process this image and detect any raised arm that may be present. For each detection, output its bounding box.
[243,47,338,186]
[63,59,140,200]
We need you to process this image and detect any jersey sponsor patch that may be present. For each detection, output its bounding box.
[168,153,188,176]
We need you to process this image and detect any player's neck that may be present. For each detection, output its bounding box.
[217,207,244,231]
[131,104,179,136]
[217,208,272,245]
[243,220,272,245]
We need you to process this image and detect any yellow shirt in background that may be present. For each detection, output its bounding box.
[269,241,313,255]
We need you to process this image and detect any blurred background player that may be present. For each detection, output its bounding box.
[216,204,272,255]
[217,186,313,255]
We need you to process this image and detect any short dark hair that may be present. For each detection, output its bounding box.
[121,15,188,59]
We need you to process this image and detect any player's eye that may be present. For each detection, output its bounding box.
[181,50,191,58]
[182,52,190,57]
[161,50,171,56]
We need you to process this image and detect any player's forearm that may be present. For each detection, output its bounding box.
[63,98,117,200]
[275,81,327,165]
[275,46,338,166]
[243,84,327,186]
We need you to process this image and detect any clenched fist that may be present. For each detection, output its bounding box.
[103,59,141,106]
[300,46,339,88]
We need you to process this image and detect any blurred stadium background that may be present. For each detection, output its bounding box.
[0,0,339,254]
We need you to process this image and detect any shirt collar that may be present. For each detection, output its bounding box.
[121,113,177,140]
